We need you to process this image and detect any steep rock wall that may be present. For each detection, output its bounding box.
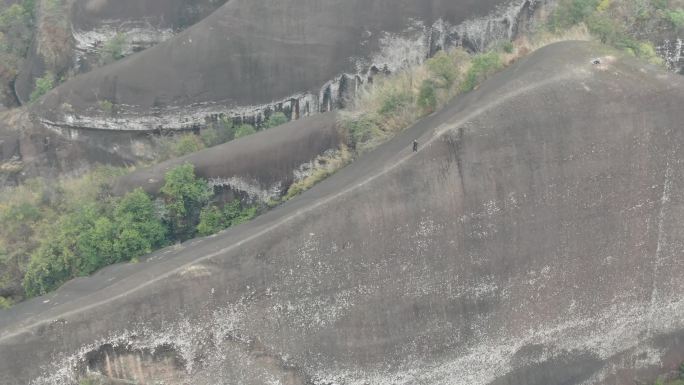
[14,0,228,104]
[31,0,546,132]
[1,42,683,385]
[112,112,343,203]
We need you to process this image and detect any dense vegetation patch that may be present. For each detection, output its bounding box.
[549,0,683,65]
[0,164,258,300]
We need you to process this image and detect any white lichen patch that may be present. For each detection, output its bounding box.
[208,176,283,204]
[178,265,213,278]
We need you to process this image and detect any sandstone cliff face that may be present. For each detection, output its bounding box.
[1,0,548,186]
[112,112,343,204]
[1,41,683,385]
[30,0,540,132]
[14,0,228,104]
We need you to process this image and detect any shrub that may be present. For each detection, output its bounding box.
[234,124,256,139]
[586,13,622,44]
[161,163,213,241]
[343,114,385,150]
[29,72,55,102]
[378,90,412,116]
[158,134,206,160]
[99,99,114,114]
[201,117,235,147]
[224,200,257,226]
[461,52,503,92]
[417,80,437,114]
[110,189,167,255]
[263,112,289,129]
[23,205,100,296]
[197,205,225,236]
[0,296,11,309]
[548,0,600,31]
[23,186,168,296]
[197,200,257,236]
[426,51,459,88]
[173,134,205,156]
[666,9,684,29]
[100,32,127,65]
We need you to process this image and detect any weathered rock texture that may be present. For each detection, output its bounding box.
[31,0,542,132]
[112,112,343,203]
[14,0,228,104]
[2,0,549,186]
[1,41,683,385]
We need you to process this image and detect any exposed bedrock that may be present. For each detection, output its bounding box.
[112,112,343,203]
[14,0,228,104]
[1,41,684,385]
[31,0,547,132]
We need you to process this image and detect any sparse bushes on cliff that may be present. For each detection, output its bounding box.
[426,51,460,88]
[340,46,502,153]
[100,33,127,65]
[282,146,352,201]
[417,80,438,113]
[461,52,503,92]
[29,72,55,102]
[197,200,257,236]
[234,123,257,139]
[548,0,680,64]
[12,163,263,298]
[263,112,289,129]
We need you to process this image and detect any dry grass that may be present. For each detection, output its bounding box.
[513,24,592,57]
[283,146,352,201]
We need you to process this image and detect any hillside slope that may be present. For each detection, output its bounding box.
[14,0,228,104]
[1,41,683,385]
[31,0,530,131]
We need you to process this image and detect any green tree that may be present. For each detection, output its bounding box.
[161,164,213,240]
[77,216,117,274]
[23,205,100,297]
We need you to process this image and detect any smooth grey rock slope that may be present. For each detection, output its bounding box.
[14,0,228,104]
[1,0,542,186]
[112,112,343,203]
[1,41,683,385]
[31,0,536,131]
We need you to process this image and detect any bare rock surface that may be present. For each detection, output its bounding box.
[31,0,534,131]
[1,41,683,385]
[112,112,343,203]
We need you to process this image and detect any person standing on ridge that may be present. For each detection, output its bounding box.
[413,140,419,152]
